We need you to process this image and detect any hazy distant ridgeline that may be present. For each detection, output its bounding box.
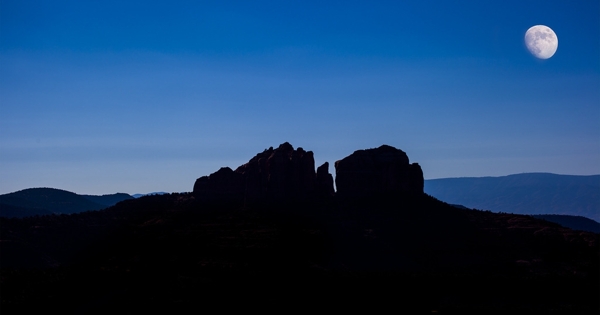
[532,214,600,234]
[0,188,133,218]
[131,192,168,198]
[425,173,600,222]
[81,193,135,206]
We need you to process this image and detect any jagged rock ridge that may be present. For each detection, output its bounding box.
[194,142,334,202]
[193,142,424,202]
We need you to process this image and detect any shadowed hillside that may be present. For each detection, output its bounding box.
[532,214,600,234]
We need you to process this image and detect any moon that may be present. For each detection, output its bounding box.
[524,25,558,59]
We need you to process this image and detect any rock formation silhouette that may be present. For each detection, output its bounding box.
[192,167,244,202]
[316,162,335,198]
[193,142,424,202]
[334,145,424,197]
[194,142,335,202]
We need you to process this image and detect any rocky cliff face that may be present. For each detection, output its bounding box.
[193,143,423,202]
[334,145,424,197]
[316,162,335,198]
[194,142,334,202]
[235,142,318,201]
[192,167,244,202]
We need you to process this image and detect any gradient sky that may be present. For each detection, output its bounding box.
[1,0,599,195]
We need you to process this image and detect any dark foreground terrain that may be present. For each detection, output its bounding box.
[2,193,598,314]
[1,144,598,313]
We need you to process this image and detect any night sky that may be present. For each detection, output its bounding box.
[1,0,599,195]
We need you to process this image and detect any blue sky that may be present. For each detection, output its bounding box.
[1,0,599,195]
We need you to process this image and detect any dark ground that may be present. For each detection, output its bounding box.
[1,193,598,314]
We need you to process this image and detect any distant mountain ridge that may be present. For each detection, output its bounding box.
[0,188,133,218]
[131,192,168,198]
[81,193,134,206]
[532,214,600,234]
[425,173,600,221]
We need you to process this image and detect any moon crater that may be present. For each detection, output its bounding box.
[524,25,558,59]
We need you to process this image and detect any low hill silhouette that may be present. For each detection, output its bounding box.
[532,214,600,233]
[0,188,133,218]
[1,144,598,313]
[425,173,600,221]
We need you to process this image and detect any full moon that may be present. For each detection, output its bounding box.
[524,25,558,59]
